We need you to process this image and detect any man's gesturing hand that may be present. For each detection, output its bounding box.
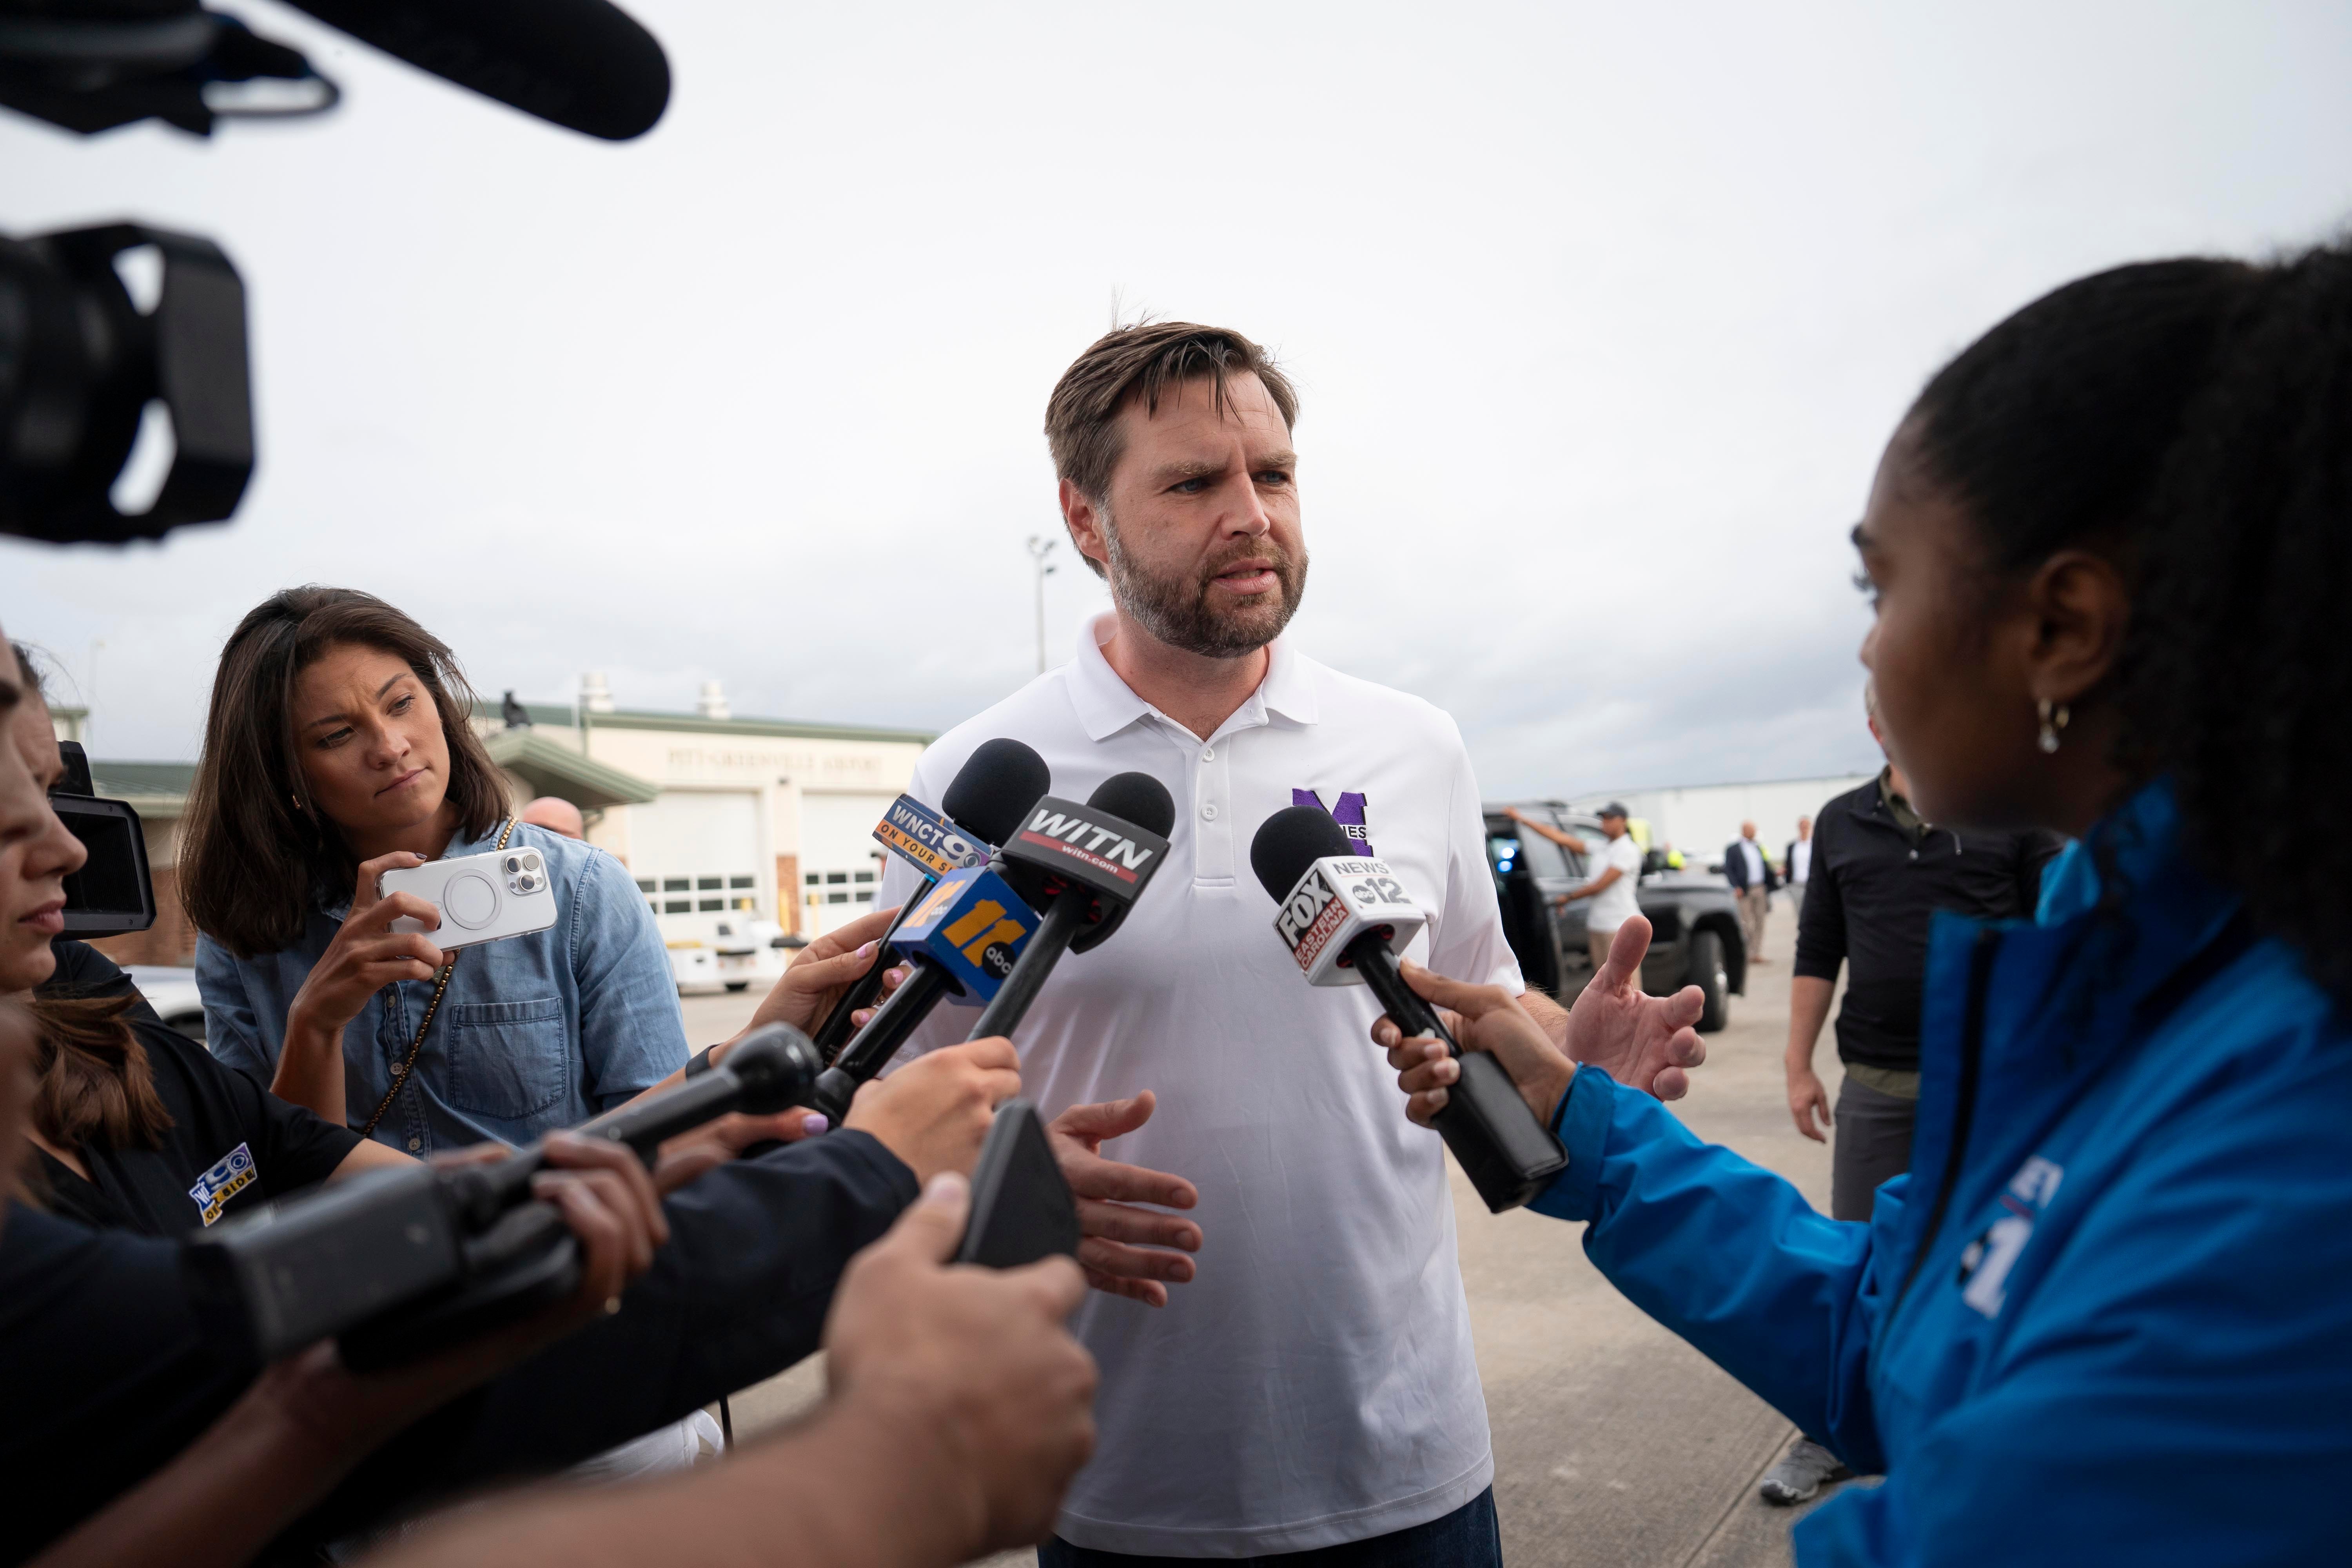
[826,1173,1097,1557]
[1047,1093,1201,1307]
[1562,916,1706,1101]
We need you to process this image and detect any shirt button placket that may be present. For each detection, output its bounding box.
[1195,737,1236,882]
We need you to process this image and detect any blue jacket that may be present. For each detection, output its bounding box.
[1535,781,2352,1564]
[200,821,689,1154]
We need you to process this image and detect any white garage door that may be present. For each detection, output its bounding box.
[797,791,897,938]
[627,791,763,918]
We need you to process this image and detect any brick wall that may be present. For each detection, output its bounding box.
[775,854,801,935]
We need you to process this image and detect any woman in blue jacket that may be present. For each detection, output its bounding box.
[1381,244,2352,1563]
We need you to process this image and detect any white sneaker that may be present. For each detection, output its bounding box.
[1759,1437,1853,1505]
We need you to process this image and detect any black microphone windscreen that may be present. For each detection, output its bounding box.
[1088,771,1176,838]
[287,0,671,141]
[1250,805,1352,902]
[943,739,1053,848]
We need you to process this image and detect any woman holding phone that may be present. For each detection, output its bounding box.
[1377,245,2352,1562]
[187,588,704,1153]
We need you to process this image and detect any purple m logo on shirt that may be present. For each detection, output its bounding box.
[1293,789,1375,858]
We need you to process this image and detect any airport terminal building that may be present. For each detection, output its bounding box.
[60,682,934,968]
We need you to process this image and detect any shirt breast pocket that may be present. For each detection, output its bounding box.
[443,996,572,1120]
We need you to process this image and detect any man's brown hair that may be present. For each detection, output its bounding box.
[1044,321,1299,514]
[180,587,510,958]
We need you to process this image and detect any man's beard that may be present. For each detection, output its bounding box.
[1102,516,1310,659]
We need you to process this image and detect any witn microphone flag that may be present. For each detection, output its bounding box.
[1272,857,1428,986]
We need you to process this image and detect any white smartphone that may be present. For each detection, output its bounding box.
[379,846,559,949]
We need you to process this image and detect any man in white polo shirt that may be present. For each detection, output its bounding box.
[882,323,1703,1564]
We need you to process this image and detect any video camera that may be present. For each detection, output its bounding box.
[1,0,672,550]
[189,1022,827,1369]
[48,739,158,936]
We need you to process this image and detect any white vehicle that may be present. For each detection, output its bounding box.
[665,914,798,995]
[124,964,207,1043]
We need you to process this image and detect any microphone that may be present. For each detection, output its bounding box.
[804,864,1045,1121]
[965,772,1177,1042]
[284,0,673,141]
[187,1024,822,1367]
[1249,806,1567,1214]
[808,738,1051,1063]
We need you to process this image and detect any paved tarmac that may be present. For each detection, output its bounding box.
[683,890,1855,1566]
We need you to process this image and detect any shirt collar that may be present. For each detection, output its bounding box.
[1065,612,1320,742]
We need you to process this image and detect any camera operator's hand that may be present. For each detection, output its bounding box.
[1047,1093,1201,1308]
[27,1133,669,1568]
[825,1172,1097,1557]
[843,1039,1020,1184]
[736,904,907,1037]
[274,851,448,1122]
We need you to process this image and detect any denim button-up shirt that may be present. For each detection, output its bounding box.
[201,821,690,1154]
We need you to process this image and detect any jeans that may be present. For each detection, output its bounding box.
[1831,1074,1918,1222]
[1038,1488,1502,1568]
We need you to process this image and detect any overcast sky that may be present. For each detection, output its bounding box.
[6,1,2349,797]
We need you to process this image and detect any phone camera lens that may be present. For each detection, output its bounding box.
[522,852,542,871]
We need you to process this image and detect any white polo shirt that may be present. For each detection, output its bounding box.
[880,614,1518,1555]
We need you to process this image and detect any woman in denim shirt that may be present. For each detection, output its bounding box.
[187,588,688,1155]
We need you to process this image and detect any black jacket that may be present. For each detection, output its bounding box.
[0,1123,915,1563]
[1722,837,1781,893]
[1792,776,2063,1072]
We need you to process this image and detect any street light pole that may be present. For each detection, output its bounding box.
[1025,535,1058,675]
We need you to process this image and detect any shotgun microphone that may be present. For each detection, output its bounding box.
[965,771,1177,1042]
[808,738,1051,1062]
[1249,805,1567,1213]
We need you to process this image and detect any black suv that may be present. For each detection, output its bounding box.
[1484,801,1746,1031]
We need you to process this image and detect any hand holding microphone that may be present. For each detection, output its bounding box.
[1250,806,1568,1213]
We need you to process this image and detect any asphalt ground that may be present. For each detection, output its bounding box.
[680,890,1856,1567]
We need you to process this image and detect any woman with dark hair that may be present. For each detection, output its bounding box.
[187,587,695,1154]
[1377,242,2352,1562]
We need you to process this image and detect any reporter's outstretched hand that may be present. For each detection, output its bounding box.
[1368,920,1706,1129]
[843,1038,1022,1183]
[826,1172,1097,1557]
[1561,916,1707,1101]
[1372,967,1578,1128]
[1047,1093,1200,1307]
[739,904,906,1036]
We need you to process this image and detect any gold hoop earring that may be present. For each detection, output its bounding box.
[2036,699,2071,755]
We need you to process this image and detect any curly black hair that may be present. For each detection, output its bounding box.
[1906,241,2352,1006]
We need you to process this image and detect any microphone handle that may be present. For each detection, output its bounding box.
[809,889,931,1062]
[1342,931,1568,1215]
[458,1062,761,1221]
[809,959,958,1121]
[965,895,1088,1042]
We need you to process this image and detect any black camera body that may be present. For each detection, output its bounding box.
[50,740,157,936]
[0,225,254,546]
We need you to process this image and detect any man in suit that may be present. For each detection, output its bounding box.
[1723,820,1780,965]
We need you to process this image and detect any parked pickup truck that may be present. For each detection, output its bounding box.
[1484,800,1746,1032]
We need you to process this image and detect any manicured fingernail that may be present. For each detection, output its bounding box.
[922,1171,968,1205]
[856,942,874,959]
[802,1113,829,1135]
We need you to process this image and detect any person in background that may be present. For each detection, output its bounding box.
[1784,815,1813,907]
[1510,803,1644,969]
[1378,241,2352,1563]
[519,795,585,840]
[1722,819,1780,962]
[1763,682,2059,1503]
